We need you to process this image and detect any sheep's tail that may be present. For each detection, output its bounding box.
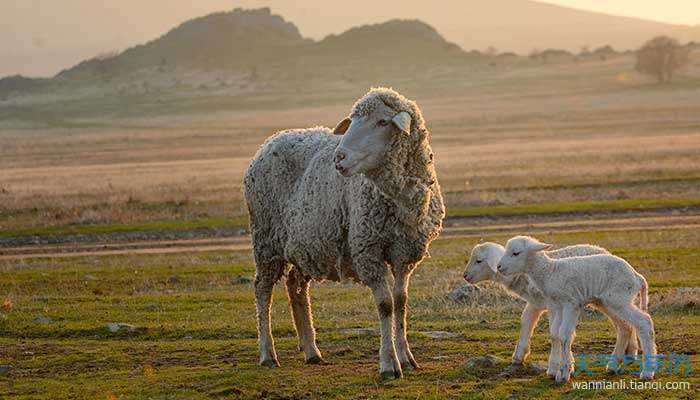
[638,276,649,313]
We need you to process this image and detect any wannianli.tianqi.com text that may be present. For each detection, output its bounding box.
[571,380,692,391]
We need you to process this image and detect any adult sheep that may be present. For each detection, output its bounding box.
[244,87,445,379]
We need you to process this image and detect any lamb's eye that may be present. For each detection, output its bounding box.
[376,119,389,127]
[475,259,483,264]
[512,252,521,257]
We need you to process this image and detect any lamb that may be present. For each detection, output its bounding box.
[243,87,444,379]
[464,242,639,377]
[497,236,656,383]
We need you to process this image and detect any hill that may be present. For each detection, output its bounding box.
[50,8,467,82]
[57,8,312,80]
[231,0,692,53]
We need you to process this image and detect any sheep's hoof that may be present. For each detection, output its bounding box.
[380,370,402,381]
[400,357,420,371]
[260,358,280,368]
[305,356,326,365]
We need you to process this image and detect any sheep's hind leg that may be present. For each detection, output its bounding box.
[255,261,285,368]
[393,267,418,370]
[286,267,324,364]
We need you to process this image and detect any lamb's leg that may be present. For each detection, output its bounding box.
[599,307,634,372]
[625,326,639,358]
[546,305,563,379]
[512,303,545,365]
[285,267,324,364]
[608,303,657,380]
[369,276,402,380]
[393,267,418,370]
[556,304,580,383]
[255,262,284,368]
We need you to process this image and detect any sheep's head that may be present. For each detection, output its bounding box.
[464,242,504,283]
[333,87,425,177]
[497,236,552,275]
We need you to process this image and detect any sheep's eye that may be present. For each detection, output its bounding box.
[475,259,483,264]
[376,119,389,127]
[512,251,521,257]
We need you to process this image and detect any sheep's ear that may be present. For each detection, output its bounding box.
[333,118,351,135]
[529,242,553,253]
[392,111,411,135]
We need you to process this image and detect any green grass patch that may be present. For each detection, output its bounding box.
[448,198,700,219]
[0,216,248,238]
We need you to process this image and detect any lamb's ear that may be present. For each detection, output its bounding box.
[485,247,504,273]
[529,242,553,253]
[333,118,351,135]
[392,111,411,135]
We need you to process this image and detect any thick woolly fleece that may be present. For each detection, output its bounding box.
[244,87,445,286]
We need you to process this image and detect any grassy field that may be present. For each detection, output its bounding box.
[1,51,699,399]
[1,224,699,399]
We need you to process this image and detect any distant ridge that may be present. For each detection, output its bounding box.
[51,8,466,81]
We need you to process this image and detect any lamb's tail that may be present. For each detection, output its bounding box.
[639,276,649,313]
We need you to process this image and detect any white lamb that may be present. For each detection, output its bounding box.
[497,236,656,383]
[464,242,639,377]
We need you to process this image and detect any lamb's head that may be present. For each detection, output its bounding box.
[497,236,552,275]
[464,242,504,283]
[333,87,426,177]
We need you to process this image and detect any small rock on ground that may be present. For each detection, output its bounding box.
[232,276,252,285]
[34,316,52,324]
[339,328,379,336]
[105,322,146,334]
[446,283,481,304]
[464,355,507,370]
[419,331,459,339]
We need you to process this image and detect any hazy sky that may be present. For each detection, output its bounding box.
[1,0,698,78]
[540,0,699,26]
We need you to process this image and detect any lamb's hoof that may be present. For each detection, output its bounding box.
[555,369,571,384]
[305,356,326,365]
[260,358,280,368]
[605,362,622,374]
[546,369,557,380]
[380,369,402,380]
[639,371,654,381]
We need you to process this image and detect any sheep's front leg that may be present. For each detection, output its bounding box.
[546,305,563,378]
[369,277,402,380]
[556,304,581,383]
[255,263,284,368]
[512,303,545,365]
[285,267,324,364]
[393,267,418,370]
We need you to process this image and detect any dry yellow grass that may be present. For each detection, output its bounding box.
[1,54,699,230]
